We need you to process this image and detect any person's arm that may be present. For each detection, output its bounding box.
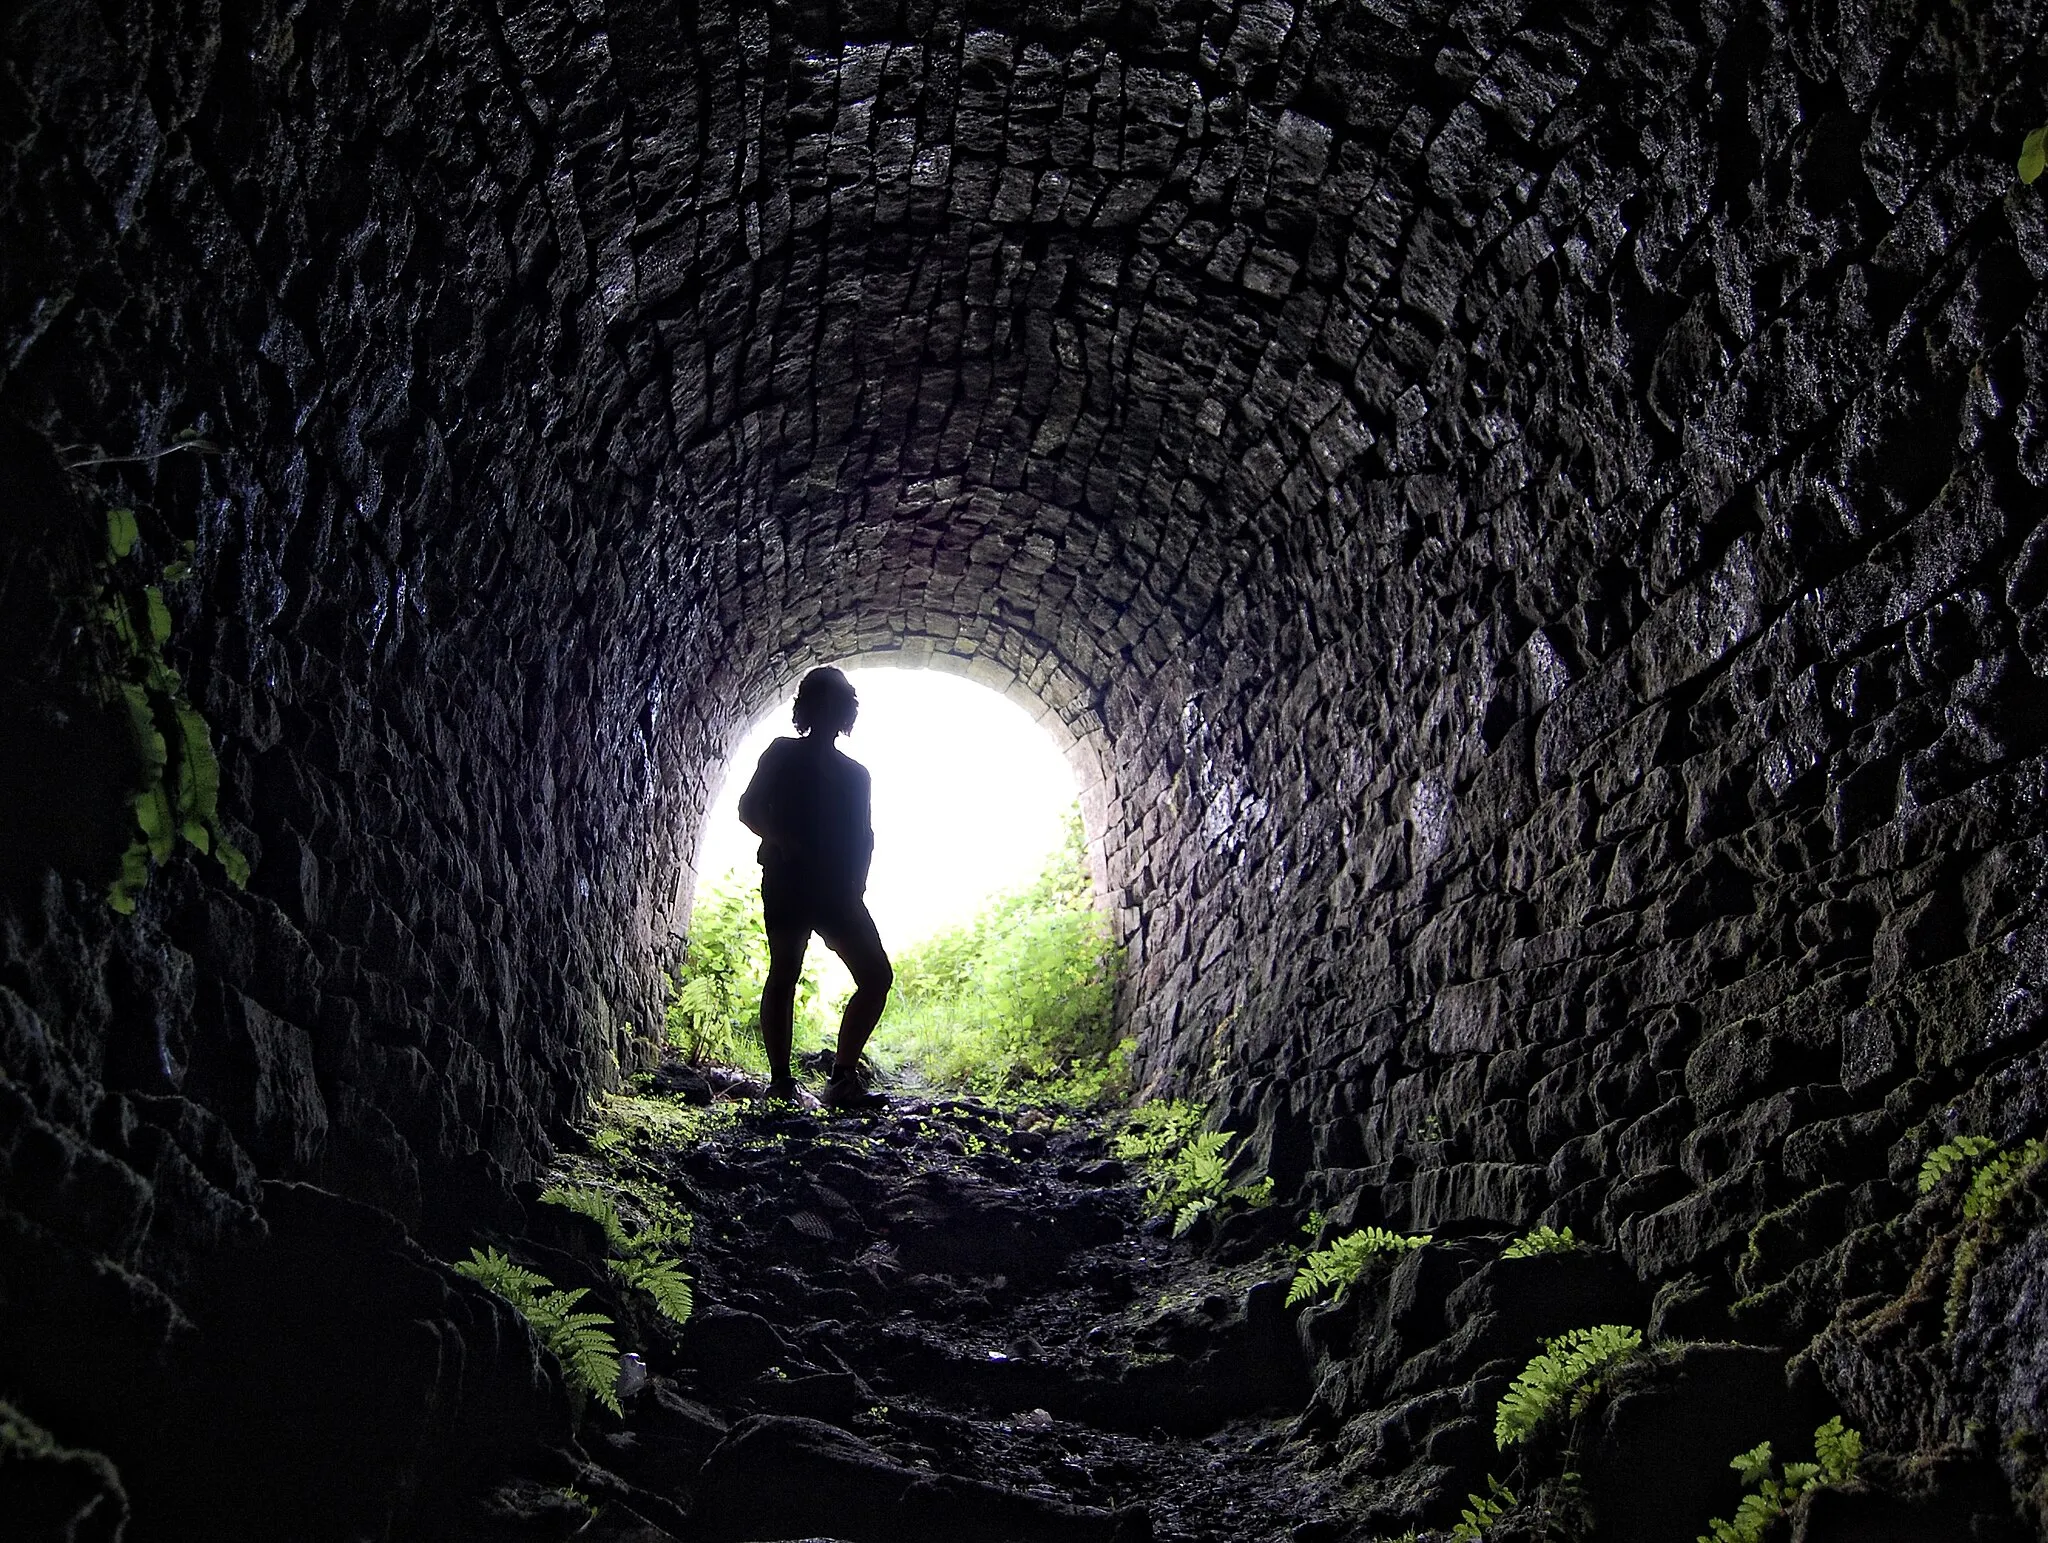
[737,744,790,846]
[853,763,875,890]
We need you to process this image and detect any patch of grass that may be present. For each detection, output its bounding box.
[668,869,830,1073]
[868,809,1126,1104]
[589,1094,739,1157]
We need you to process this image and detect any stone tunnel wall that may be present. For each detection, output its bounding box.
[4,0,2048,1521]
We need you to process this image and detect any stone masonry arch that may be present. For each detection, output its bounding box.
[5,0,2048,1530]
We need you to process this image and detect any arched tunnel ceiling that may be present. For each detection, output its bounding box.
[488,0,1691,1013]
[4,0,2046,1205]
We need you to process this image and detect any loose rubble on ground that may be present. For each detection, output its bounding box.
[461,1059,1342,1543]
[452,1058,2039,1543]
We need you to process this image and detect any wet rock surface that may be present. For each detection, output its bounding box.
[455,1082,2046,1541]
[5,0,2048,1535]
[496,1091,1340,1543]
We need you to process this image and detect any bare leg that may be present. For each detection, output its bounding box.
[819,906,893,1074]
[760,927,809,1086]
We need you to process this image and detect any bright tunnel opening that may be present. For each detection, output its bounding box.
[682,666,1122,1098]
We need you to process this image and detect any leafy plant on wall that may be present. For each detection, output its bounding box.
[95,506,247,911]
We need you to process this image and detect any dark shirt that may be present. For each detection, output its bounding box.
[736,736,875,897]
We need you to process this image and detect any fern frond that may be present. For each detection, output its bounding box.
[540,1184,633,1252]
[1917,1135,1998,1193]
[617,1255,695,1325]
[1173,1197,1216,1237]
[1698,1417,1864,1543]
[1503,1225,1579,1259]
[1728,1442,1773,1485]
[554,1316,624,1416]
[1449,1477,1517,1542]
[1287,1226,1432,1306]
[450,1254,624,1418]
[1494,1324,1642,1447]
[1813,1416,1861,1483]
[453,1246,550,1308]
[1231,1176,1275,1208]
[1962,1137,2046,1222]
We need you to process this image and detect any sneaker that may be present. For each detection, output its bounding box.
[820,1070,886,1110]
[763,1077,820,1110]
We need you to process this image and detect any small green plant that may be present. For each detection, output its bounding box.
[1286,1226,1432,1306]
[1961,1137,2047,1222]
[1114,1098,1209,1162]
[1503,1224,1581,1259]
[1697,1418,1862,1543]
[1919,1134,2000,1193]
[2021,125,2048,184]
[92,507,248,911]
[867,809,1126,1101]
[1494,1324,1643,1448]
[1114,1099,1274,1235]
[1935,1135,2047,1335]
[454,1247,623,1415]
[539,1184,695,1327]
[1450,1476,1518,1541]
[669,868,828,1072]
[1294,1209,1331,1259]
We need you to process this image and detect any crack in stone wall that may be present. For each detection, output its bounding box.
[5,0,2048,1527]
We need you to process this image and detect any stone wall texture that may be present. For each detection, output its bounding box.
[5,0,2048,1533]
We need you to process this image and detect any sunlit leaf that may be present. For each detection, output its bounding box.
[107,842,150,913]
[1730,1441,1775,1486]
[216,838,251,888]
[134,783,176,862]
[106,508,139,560]
[174,702,222,821]
[2021,125,2048,185]
[145,586,172,645]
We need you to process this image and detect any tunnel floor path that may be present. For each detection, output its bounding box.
[488,1071,1348,1543]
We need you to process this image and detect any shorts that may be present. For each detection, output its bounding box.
[760,864,871,941]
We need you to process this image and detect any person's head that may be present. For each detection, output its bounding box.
[792,667,858,737]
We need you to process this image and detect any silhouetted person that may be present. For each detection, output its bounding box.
[737,667,893,1108]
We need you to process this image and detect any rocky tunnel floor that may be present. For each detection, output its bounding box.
[437,1064,2045,1543]
[463,1069,1350,1543]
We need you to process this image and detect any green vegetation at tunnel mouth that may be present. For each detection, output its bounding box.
[671,805,1130,1106]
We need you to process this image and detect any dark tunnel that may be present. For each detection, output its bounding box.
[4,0,2048,1537]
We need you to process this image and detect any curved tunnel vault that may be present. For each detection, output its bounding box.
[4,0,2044,1187]
[6,0,2048,1525]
